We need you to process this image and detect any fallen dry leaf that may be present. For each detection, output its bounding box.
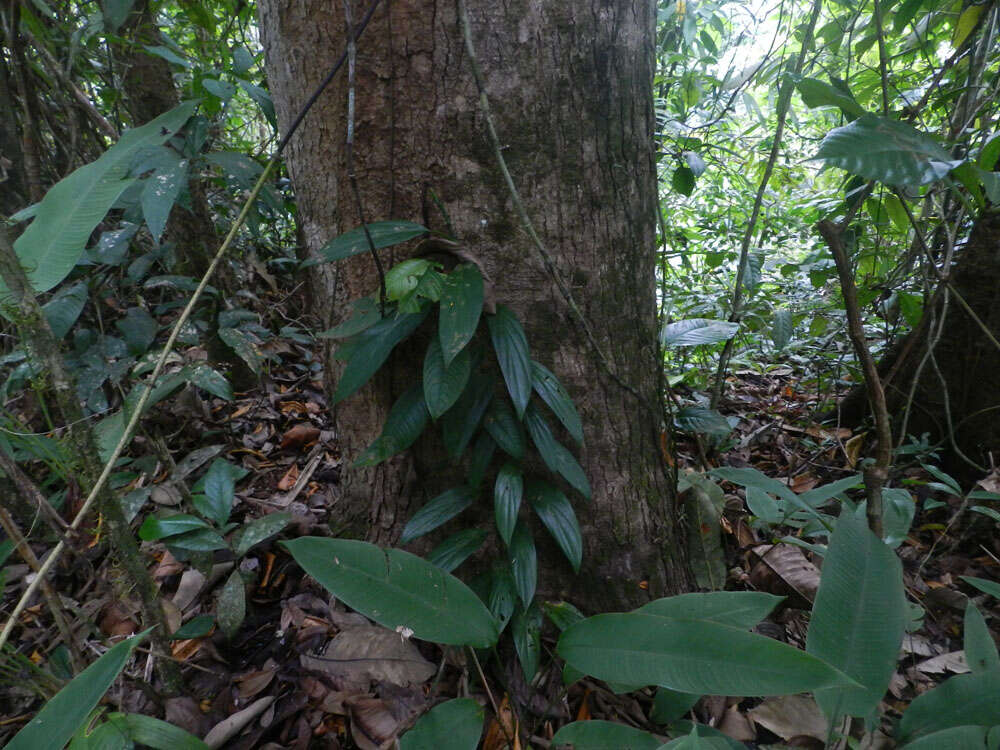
[749,695,828,742]
[281,423,320,450]
[277,463,300,491]
[749,544,821,603]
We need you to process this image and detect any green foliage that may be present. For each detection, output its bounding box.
[400,699,484,749]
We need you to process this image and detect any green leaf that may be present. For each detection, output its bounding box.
[488,567,517,630]
[524,404,591,500]
[494,463,523,545]
[953,4,984,48]
[550,721,662,750]
[4,102,197,299]
[170,614,215,640]
[771,308,792,350]
[400,486,477,544]
[675,407,731,438]
[558,613,856,695]
[487,305,532,417]
[672,166,695,196]
[882,487,916,548]
[815,114,960,187]
[441,373,494,459]
[303,221,428,267]
[231,512,290,557]
[745,486,782,524]
[806,508,906,720]
[164,527,229,553]
[509,520,537,606]
[102,0,137,30]
[186,364,233,401]
[427,529,487,573]
[318,297,380,339]
[684,474,726,590]
[116,307,158,356]
[512,604,543,684]
[217,568,245,638]
[483,398,526,460]
[422,338,471,419]
[439,263,484,367]
[355,384,430,466]
[528,480,582,573]
[638,591,783,629]
[42,281,88,338]
[797,78,866,117]
[898,725,993,750]
[383,259,435,301]
[531,361,584,446]
[466,432,495,488]
[97,713,209,750]
[138,513,210,540]
[197,459,239,526]
[400,699,484,750]
[217,326,265,375]
[660,319,739,348]
[710,466,829,529]
[897,670,1000,742]
[893,0,926,32]
[964,601,1000,673]
[283,538,499,646]
[651,688,701,724]
[7,631,149,750]
[334,308,429,403]
[141,156,188,243]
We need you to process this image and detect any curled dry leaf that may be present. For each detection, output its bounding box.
[280,423,321,450]
[749,543,821,603]
[749,695,828,742]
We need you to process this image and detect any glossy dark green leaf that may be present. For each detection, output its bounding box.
[898,725,993,750]
[441,373,494,459]
[138,513,210,540]
[383,259,436,301]
[964,601,1000,673]
[282,537,498,647]
[897,670,1000,742]
[217,568,246,638]
[487,305,532,417]
[651,688,701,724]
[675,406,732,438]
[961,576,1000,600]
[318,297,380,339]
[400,486,477,544]
[428,529,487,573]
[141,156,188,243]
[303,221,428,267]
[466,432,495,488]
[494,463,523,545]
[186,364,234,401]
[400,699,484,750]
[231,512,290,557]
[543,600,585,631]
[115,306,158,355]
[797,78,866,117]
[550,721,662,750]
[439,263,484,367]
[164,527,229,552]
[672,166,695,195]
[42,282,88,339]
[638,591,783,629]
[170,614,215,640]
[196,458,240,526]
[333,308,429,403]
[528,480,582,573]
[558,614,856,695]
[218,327,264,375]
[483,398,526,460]
[509,520,537,606]
[96,713,209,750]
[531,361,584,446]
[525,404,591,500]
[355,385,430,467]
[488,567,517,631]
[513,602,543,681]
[423,338,471,419]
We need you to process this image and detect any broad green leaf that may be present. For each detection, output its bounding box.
[239,80,276,129]
[439,263,484,366]
[893,0,926,32]
[186,364,233,401]
[559,614,856,695]
[138,513,210,540]
[543,600,585,631]
[509,520,537,606]
[662,722,749,749]
[953,5,984,48]
[979,134,1000,171]
[815,114,960,187]
[638,591,783,629]
[672,166,695,196]
[42,281,88,338]
[807,508,905,720]
[96,713,209,750]
[400,699,484,750]
[7,631,149,750]
[164,527,228,552]
[231,512,291,557]
[217,569,245,638]
[489,567,517,630]
[964,601,1000,673]
[882,487,916,548]
[483,398,526,460]
[528,480,582,573]
[102,0,137,30]
[961,576,1000,600]
[745,486,782,524]
[218,327,265,375]
[333,308,429,403]
[487,305,532,417]
[400,486,477,543]
[202,78,236,100]
[355,384,429,466]
[531,361,584,445]
[525,404,591,500]
[684,474,726,590]
[513,602,543,680]
[383,259,435,301]
[170,614,215,640]
[550,721,662,750]
[5,102,197,298]
[798,474,863,506]
[318,297,380,339]
[771,308,792,350]
[660,318,739,348]
[659,727,738,749]
[898,725,993,750]
[466,432,495,488]
[115,307,158,356]
[711,466,829,528]
[675,407,731,438]
[428,529,487,573]
[651,688,701,724]
[422,338,471,419]
[141,157,188,243]
[303,221,427,267]
[494,463,523,545]
[284,537,498,646]
[196,458,239,526]
[797,78,866,117]
[897,670,1000,742]
[441,373,494,459]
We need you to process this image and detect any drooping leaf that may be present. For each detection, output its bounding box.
[508,520,537,606]
[439,263,484,366]
[558,613,856,695]
[797,78,866,117]
[303,221,428,267]
[196,458,241,526]
[138,513,211,540]
[806,508,906,720]
[675,407,732,438]
[141,156,188,243]
[660,318,739,348]
[524,404,591,500]
[672,166,695,196]
[42,281,88,338]
[882,487,916,548]
[897,670,1000,742]
[513,602,543,680]
[745,486,782,524]
[549,721,664,750]
[282,537,499,647]
[116,306,158,356]
[355,384,430,466]
[427,529,487,573]
[218,327,265,375]
[318,297,380,339]
[441,373,494,459]
[487,305,532,417]
[488,567,517,630]
[814,114,960,187]
[466,432,495,488]
[543,600,586,631]
[422,337,471,419]
[638,591,783,629]
[651,688,702,724]
[7,631,149,750]
[88,713,209,750]
[231,513,290,557]
[494,463,523,545]
[953,4,984,48]
[684,474,726,590]
[217,569,245,638]
[400,699,484,750]
[333,308,429,403]
[527,480,582,573]
[483,397,526,460]
[400,486,477,544]
[531,361,584,445]
[771,308,792,350]
[964,601,1000,673]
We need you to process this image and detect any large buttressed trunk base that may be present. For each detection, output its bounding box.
[259,0,691,611]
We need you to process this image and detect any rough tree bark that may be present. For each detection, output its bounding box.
[259,0,691,611]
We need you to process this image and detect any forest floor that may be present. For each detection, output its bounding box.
[2,298,999,749]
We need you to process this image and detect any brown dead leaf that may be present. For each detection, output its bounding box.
[281,423,320,450]
[300,625,435,690]
[346,696,399,750]
[277,463,300,491]
[280,400,308,416]
[170,638,202,661]
[483,695,519,750]
[750,544,821,603]
[844,433,864,468]
[976,468,1000,495]
[749,695,828,742]
[236,666,278,700]
[718,705,756,742]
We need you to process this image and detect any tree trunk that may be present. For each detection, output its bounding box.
[258,0,691,611]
